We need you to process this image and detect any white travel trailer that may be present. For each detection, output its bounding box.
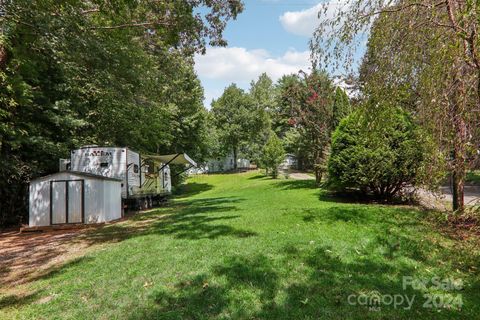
[69,146,167,199]
[68,146,196,202]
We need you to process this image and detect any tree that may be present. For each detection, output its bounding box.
[272,74,302,138]
[289,71,336,185]
[311,0,480,211]
[328,104,426,199]
[332,87,351,128]
[211,84,258,169]
[247,73,275,164]
[0,0,244,226]
[270,71,350,181]
[261,133,286,179]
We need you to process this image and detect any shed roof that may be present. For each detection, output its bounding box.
[31,171,122,182]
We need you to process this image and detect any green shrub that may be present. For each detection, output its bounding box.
[261,133,286,179]
[327,106,425,199]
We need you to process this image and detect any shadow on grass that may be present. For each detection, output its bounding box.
[302,205,425,228]
[301,206,446,263]
[0,290,45,311]
[248,174,269,180]
[27,256,96,284]
[128,242,480,319]
[303,207,370,223]
[77,196,256,243]
[174,182,214,198]
[153,197,257,240]
[1,259,93,310]
[274,179,317,190]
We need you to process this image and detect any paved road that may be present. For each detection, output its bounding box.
[439,185,480,206]
[417,185,480,211]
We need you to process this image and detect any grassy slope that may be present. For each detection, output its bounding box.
[2,172,479,319]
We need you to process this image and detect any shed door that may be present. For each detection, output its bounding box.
[51,181,67,224]
[68,181,83,223]
[50,180,84,225]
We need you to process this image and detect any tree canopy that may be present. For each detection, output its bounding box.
[0,0,243,226]
[311,0,480,211]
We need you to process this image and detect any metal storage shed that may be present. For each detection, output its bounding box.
[29,171,122,227]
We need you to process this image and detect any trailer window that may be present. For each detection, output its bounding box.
[100,162,109,168]
[133,164,139,173]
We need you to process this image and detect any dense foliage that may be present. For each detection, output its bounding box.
[328,105,425,199]
[261,133,285,178]
[210,71,351,180]
[273,71,351,184]
[311,0,480,211]
[0,0,243,226]
[210,84,269,168]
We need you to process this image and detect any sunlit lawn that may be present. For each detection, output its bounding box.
[1,171,480,319]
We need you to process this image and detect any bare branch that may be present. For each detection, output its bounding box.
[81,8,100,15]
[89,21,171,30]
[360,1,447,19]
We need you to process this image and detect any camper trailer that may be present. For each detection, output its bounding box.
[69,146,171,200]
[29,146,197,227]
[69,146,197,205]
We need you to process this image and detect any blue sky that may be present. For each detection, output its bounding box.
[194,0,364,107]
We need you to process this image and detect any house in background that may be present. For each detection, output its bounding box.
[280,154,298,170]
[206,153,251,173]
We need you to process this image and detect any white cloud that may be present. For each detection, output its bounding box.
[194,47,311,83]
[279,1,348,37]
[194,47,312,106]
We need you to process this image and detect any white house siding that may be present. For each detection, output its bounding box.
[207,154,250,173]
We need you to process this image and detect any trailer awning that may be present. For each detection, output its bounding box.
[144,153,197,167]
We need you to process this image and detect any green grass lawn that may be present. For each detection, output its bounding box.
[2,172,480,319]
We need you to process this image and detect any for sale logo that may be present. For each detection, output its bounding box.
[347,276,463,311]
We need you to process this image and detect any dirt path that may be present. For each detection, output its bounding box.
[0,229,95,290]
[0,211,159,292]
[288,172,315,180]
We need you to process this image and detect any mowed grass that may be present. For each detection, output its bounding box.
[2,171,480,319]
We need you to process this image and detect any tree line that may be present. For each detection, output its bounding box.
[0,0,243,227]
[208,71,351,184]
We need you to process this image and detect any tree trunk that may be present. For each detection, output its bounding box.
[313,154,322,186]
[450,65,468,212]
[314,169,322,186]
[233,146,238,170]
[452,165,465,212]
